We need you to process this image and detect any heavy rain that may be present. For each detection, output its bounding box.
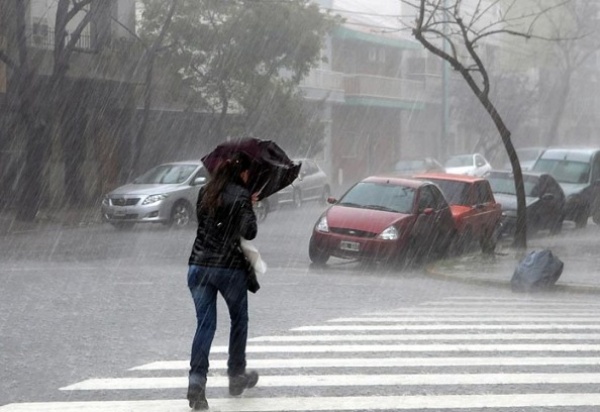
[1,0,600,411]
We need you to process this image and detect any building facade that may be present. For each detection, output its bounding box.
[0,0,140,209]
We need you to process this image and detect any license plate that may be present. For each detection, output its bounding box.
[114,209,126,217]
[340,240,360,252]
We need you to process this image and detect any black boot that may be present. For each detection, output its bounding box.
[228,370,259,396]
[187,383,208,410]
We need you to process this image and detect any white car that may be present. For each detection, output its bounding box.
[277,158,330,207]
[445,153,492,177]
[101,161,207,230]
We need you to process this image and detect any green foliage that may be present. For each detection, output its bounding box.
[138,0,338,147]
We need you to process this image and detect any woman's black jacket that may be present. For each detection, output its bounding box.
[188,182,257,270]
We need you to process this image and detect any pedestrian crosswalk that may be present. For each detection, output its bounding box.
[5,296,600,411]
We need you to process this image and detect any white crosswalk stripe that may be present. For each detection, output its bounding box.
[4,296,600,411]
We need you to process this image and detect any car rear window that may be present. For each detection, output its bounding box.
[339,182,415,214]
[427,180,470,205]
[488,174,539,196]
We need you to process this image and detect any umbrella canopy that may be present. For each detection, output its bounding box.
[201,137,301,200]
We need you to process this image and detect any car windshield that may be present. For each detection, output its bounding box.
[338,182,415,214]
[445,155,473,168]
[487,174,539,197]
[133,164,198,184]
[532,159,590,184]
[518,149,543,162]
[427,179,470,205]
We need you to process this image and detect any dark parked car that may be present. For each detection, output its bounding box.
[414,172,502,253]
[277,158,330,207]
[308,175,455,266]
[486,170,565,236]
[531,147,600,227]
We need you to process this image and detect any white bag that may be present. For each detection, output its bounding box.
[240,238,267,275]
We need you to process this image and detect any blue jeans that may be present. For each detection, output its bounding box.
[187,265,249,386]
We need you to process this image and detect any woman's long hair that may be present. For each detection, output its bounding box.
[200,152,252,216]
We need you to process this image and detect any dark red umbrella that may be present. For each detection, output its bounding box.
[201,137,301,200]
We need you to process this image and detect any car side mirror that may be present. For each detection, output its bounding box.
[193,177,207,186]
[327,197,337,204]
[541,193,554,201]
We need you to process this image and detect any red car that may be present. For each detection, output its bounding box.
[414,173,502,253]
[308,176,455,266]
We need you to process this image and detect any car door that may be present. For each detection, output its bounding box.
[297,159,315,199]
[591,152,600,221]
[471,181,496,237]
[187,166,208,204]
[411,185,439,250]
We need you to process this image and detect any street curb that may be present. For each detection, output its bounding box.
[425,259,600,296]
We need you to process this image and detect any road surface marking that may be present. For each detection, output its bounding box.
[328,316,600,322]
[249,333,600,342]
[7,394,600,411]
[293,324,600,331]
[60,373,600,390]
[130,356,600,371]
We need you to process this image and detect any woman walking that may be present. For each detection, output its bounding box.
[186,152,259,410]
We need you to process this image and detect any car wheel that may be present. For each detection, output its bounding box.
[293,189,302,208]
[111,222,135,231]
[593,209,600,225]
[254,200,269,222]
[454,227,473,255]
[308,240,329,265]
[479,229,497,255]
[320,186,331,204]
[575,207,589,229]
[549,216,564,235]
[169,201,192,228]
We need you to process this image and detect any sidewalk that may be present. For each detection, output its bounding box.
[427,234,600,294]
[0,208,102,236]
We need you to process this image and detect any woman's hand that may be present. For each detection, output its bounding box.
[251,193,260,205]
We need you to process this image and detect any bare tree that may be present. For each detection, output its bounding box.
[1,0,96,221]
[401,0,566,248]
[538,0,600,145]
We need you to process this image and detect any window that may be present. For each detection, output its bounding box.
[473,182,493,204]
[418,187,436,211]
[475,155,486,167]
[593,153,600,182]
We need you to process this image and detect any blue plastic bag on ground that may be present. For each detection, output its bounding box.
[511,249,564,293]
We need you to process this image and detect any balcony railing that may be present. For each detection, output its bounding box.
[26,29,92,50]
[300,69,344,91]
[344,74,425,101]
[300,69,428,103]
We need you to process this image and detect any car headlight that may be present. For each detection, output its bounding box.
[378,225,399,240]
[315,216,329,232]
[102,196,109,206]
[142,194,169,205]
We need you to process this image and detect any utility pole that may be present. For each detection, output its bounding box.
[440,0,449,159]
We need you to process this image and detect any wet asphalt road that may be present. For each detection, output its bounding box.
[1,203,600,411]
